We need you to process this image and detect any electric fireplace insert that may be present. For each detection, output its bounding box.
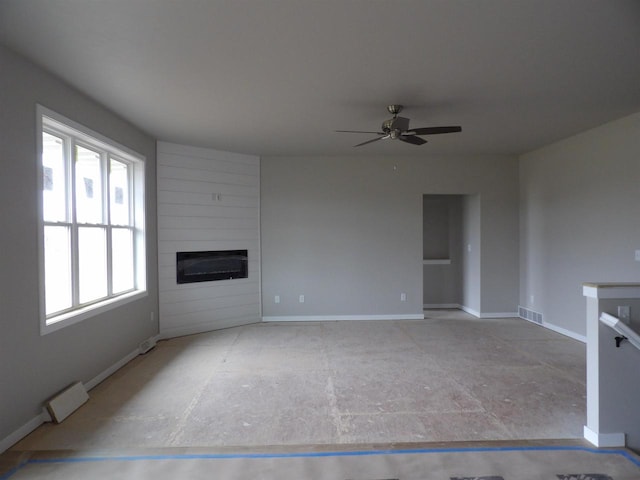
[176,250,248,284]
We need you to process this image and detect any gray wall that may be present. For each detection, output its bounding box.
[0,45,158,446]
[157,142,260,337]
[261,155,519,318]
[519,111,640,337]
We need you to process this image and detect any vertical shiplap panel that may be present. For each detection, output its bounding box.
[157,141,260,338]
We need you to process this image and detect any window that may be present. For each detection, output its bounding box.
[38,106,146,334]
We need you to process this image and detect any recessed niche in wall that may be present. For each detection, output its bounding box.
[422,194,464,307]
[422,195,451,260]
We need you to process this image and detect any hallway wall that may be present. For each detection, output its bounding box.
[519,111,640,337]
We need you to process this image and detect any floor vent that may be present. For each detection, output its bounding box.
[519,306,543,325]
[46,382,89,423]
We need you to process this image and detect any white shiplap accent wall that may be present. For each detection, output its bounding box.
[157,142,260,338]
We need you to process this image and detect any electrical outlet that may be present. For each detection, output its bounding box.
[150,311,155,322]
[274,295,280,304]
[400,293,407,302]
[299,294,305,303]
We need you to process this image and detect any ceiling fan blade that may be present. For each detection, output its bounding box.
[406,126,462,135]
[399,135,427,146]
[335,130,385,135]
[354,136,384,147]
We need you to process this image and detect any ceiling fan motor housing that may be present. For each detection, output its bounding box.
[382,116,410,136]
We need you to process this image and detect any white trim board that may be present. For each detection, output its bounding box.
[85,334,161,390]
[0,410,48,454]
[0,335,160,454]
[518,314,586,343]
[460,306,518,319]
[85,349,137,391]
[479,312,519,318]
[543,321,586,343]
[424,303,461,309]
[262,314,425,322]
[160,318,260,340]
[583,425,625,447]
[583,284,640,299]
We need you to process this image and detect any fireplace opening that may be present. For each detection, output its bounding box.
[176,250,248,284]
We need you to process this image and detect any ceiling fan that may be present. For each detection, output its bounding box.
[336,105,462,147]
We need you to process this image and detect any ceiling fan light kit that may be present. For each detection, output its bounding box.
[336,105,462,147]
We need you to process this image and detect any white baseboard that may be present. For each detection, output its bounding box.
[160,318,259,339]
[583,425,625,447]
[480,312,519,318]
[460,305,519,319]
[0,410,49,454]
[262,314,425,322]
[460,305,480,317]
[86,335,162,390]
[423,303,460,309]
[543,321,586,343]
[84,348,140,391]
[0,335,161,454]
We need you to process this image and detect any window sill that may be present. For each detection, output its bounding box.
[41,290,148,335]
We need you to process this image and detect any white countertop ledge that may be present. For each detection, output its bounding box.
[583,282,640,299]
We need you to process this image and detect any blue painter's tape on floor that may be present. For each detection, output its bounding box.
[2,445,639,479]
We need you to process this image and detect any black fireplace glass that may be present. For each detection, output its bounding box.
[176,250,248,284]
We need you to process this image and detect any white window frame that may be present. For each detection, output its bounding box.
[37,105,147,335]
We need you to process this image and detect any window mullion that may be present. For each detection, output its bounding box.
[105,154,113,297]
[127,160,136,289]
[69,138,80,309]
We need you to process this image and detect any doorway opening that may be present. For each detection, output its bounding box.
[422,194,480,312]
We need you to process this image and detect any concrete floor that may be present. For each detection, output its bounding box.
[12,310,586,450]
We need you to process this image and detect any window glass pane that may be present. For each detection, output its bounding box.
[42,132,67,222]
[75,145,103,224]
[44,225,72,314]
[112,228,134,293]
[110,159,130,225]
[78,227,107,303]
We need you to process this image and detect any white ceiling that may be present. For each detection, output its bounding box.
[1,0,639,157]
